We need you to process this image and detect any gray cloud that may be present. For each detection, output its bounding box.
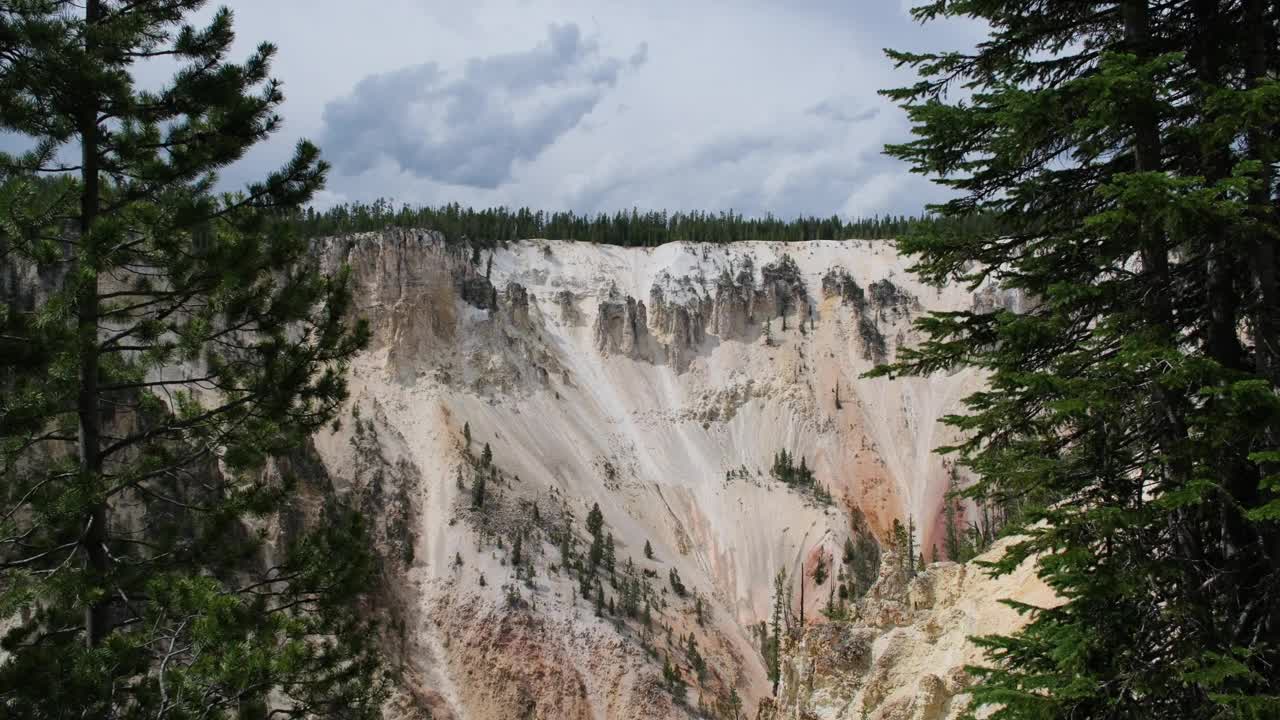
[807,99,880,125]
[204,0,990,218]
[628,42,648,68]
[318,23,645,189]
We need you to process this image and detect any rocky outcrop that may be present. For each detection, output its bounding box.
[505,282,530,327]
[867,279,917,321]
[459,274,498,310]
[971,285,1028,315]
[593,286,649,358]
[763,540,1057,720]
[555,289,582,325]
[647,284,706,371]
[711,269,753,339]
[754,254,808,324]
[822,268,867,311]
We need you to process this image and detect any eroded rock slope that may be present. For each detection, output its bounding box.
[306,230,1003,719]
[760,539,1056,720]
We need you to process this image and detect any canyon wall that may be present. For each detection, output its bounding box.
[301,230,1013,718]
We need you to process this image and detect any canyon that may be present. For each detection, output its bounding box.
[296,230,1032,719]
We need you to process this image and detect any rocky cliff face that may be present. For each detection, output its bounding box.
[297,230,1005,719]
[760,539,1056,720]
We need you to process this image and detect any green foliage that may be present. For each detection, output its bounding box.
[841,520,882,600]
[880,1,1280,717]
[559,523,573,567]
[586,502,605,571]
[0,2,381,716]
[890,517,919,577]
[604,532,617,577]
[771,448,812,486]
[669,567,687,597]
[644,539,655,560]
[812,482,834,505]
[619,572,642,618]
[813,553,828,586]
[942,471,1003,563]
[471,468,487,509]
[686,634,706,680]
[768,568,789,696]
[716,687,744,720]
[661,653,686,702]
[771,448,832,504]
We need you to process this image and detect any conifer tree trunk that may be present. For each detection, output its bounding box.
[1245,0,1280,389]
[77,0,109,650]
[1122,0,1169,327]
[1241,0,1280,642]
[1122,0,1195,505]
[1192,0,1245,371]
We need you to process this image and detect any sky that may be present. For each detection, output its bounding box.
[13,1,989,219]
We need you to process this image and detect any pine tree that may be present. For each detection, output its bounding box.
[480,441,493,467]
[686,634,706,680]
[472,468,486,509]
[891,519,908,565]
[769,568,788,696]
[880,1,1280,716]
[463,421,472,448]
[559,523,573,567]
[587,501,604,571]
[604,532,617,578]
[644,539,655,560]
[0,3,380,715]
[669,566,687,597]
[662,654,685,700]
[906,516,917,578]
[587,501,604,537]
[724,687,743,720]
[942,474,967,562]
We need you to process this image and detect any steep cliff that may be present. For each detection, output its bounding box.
[760,539,1057,720]
[297,230,1001,719]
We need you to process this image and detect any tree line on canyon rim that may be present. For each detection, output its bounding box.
[1,1,1278,719]
[282,198,1002,247]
